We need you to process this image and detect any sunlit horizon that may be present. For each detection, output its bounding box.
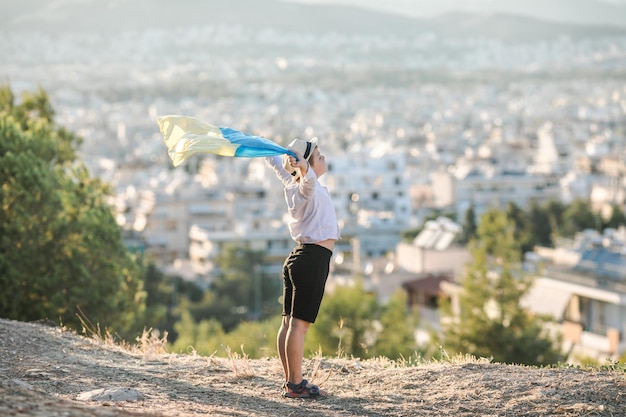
[283,0,626,26]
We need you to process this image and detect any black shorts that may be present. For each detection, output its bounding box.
[282,243,332,323]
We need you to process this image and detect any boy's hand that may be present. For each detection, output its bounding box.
[288,151,308,175]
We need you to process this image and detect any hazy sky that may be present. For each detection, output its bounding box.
[284,0,626,22]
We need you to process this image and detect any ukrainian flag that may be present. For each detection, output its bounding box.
[158,115,295,167]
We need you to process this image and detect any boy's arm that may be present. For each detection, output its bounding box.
[298,166,317,198]
[265,155,293,187]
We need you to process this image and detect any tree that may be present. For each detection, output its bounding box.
[221,316,282,358]
[544,199,567,238]
[370,291,417,360]
[459,204,477,245]
[170,305,226,356]
[440,209,560,365]
[603,204,626,230]
[197,243,282,331]
[0,85,145,339]
[137,257,196,340]
[505,202,533,255]
[306,280,378,358]
[561,199,601,238]
[527,200,554,247]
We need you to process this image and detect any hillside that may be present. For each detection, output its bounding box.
[0,319,624,416]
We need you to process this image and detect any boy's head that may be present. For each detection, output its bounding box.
[283,137,318,176]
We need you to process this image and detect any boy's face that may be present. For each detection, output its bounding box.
[310,147,328,176]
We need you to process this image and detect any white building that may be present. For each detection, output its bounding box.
[524,228,626,361]
[430,166,561,221]
[326,146,412,257]
[396,217,471,277]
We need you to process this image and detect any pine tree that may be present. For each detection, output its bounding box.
[459,203,477,244]
[441,209,561,365]
[528,200,554,247]
[505,202,534,255]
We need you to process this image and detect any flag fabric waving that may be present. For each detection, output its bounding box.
[157,115,296,167]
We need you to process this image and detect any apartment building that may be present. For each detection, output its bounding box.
[428,166,561,221]
[396,217,471,276]
[525,229,626,361]
[325,147,412,257]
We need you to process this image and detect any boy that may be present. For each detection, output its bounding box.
[266,137,340,398]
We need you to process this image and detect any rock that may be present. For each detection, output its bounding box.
[76,387,144,402]
[11,379,34,390]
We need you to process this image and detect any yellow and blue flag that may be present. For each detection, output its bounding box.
[157,115,296,167]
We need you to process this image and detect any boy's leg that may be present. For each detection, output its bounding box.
[285,316,311,384]
[277,315,290,382]
[279,250,295,384]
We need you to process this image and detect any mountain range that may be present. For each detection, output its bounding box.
[291,0,626,28]
[1,0,625,42]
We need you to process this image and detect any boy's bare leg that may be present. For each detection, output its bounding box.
[277,316,289,382]
[285,317,310,384]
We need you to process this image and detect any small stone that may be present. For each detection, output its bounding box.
[76,387,144,402]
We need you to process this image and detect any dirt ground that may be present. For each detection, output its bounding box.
[1,318,625,417]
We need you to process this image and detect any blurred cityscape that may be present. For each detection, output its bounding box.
[2,0,626,360]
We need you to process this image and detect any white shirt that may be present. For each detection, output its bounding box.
[266,156,340,244]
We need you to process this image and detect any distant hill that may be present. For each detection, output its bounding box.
[346,0,626,28]
[431,11,626,42]
[448,0,626,28]
[1,0,625,42]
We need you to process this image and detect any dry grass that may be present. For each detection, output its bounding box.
[224,345,257,378]
[2,318,625,417]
